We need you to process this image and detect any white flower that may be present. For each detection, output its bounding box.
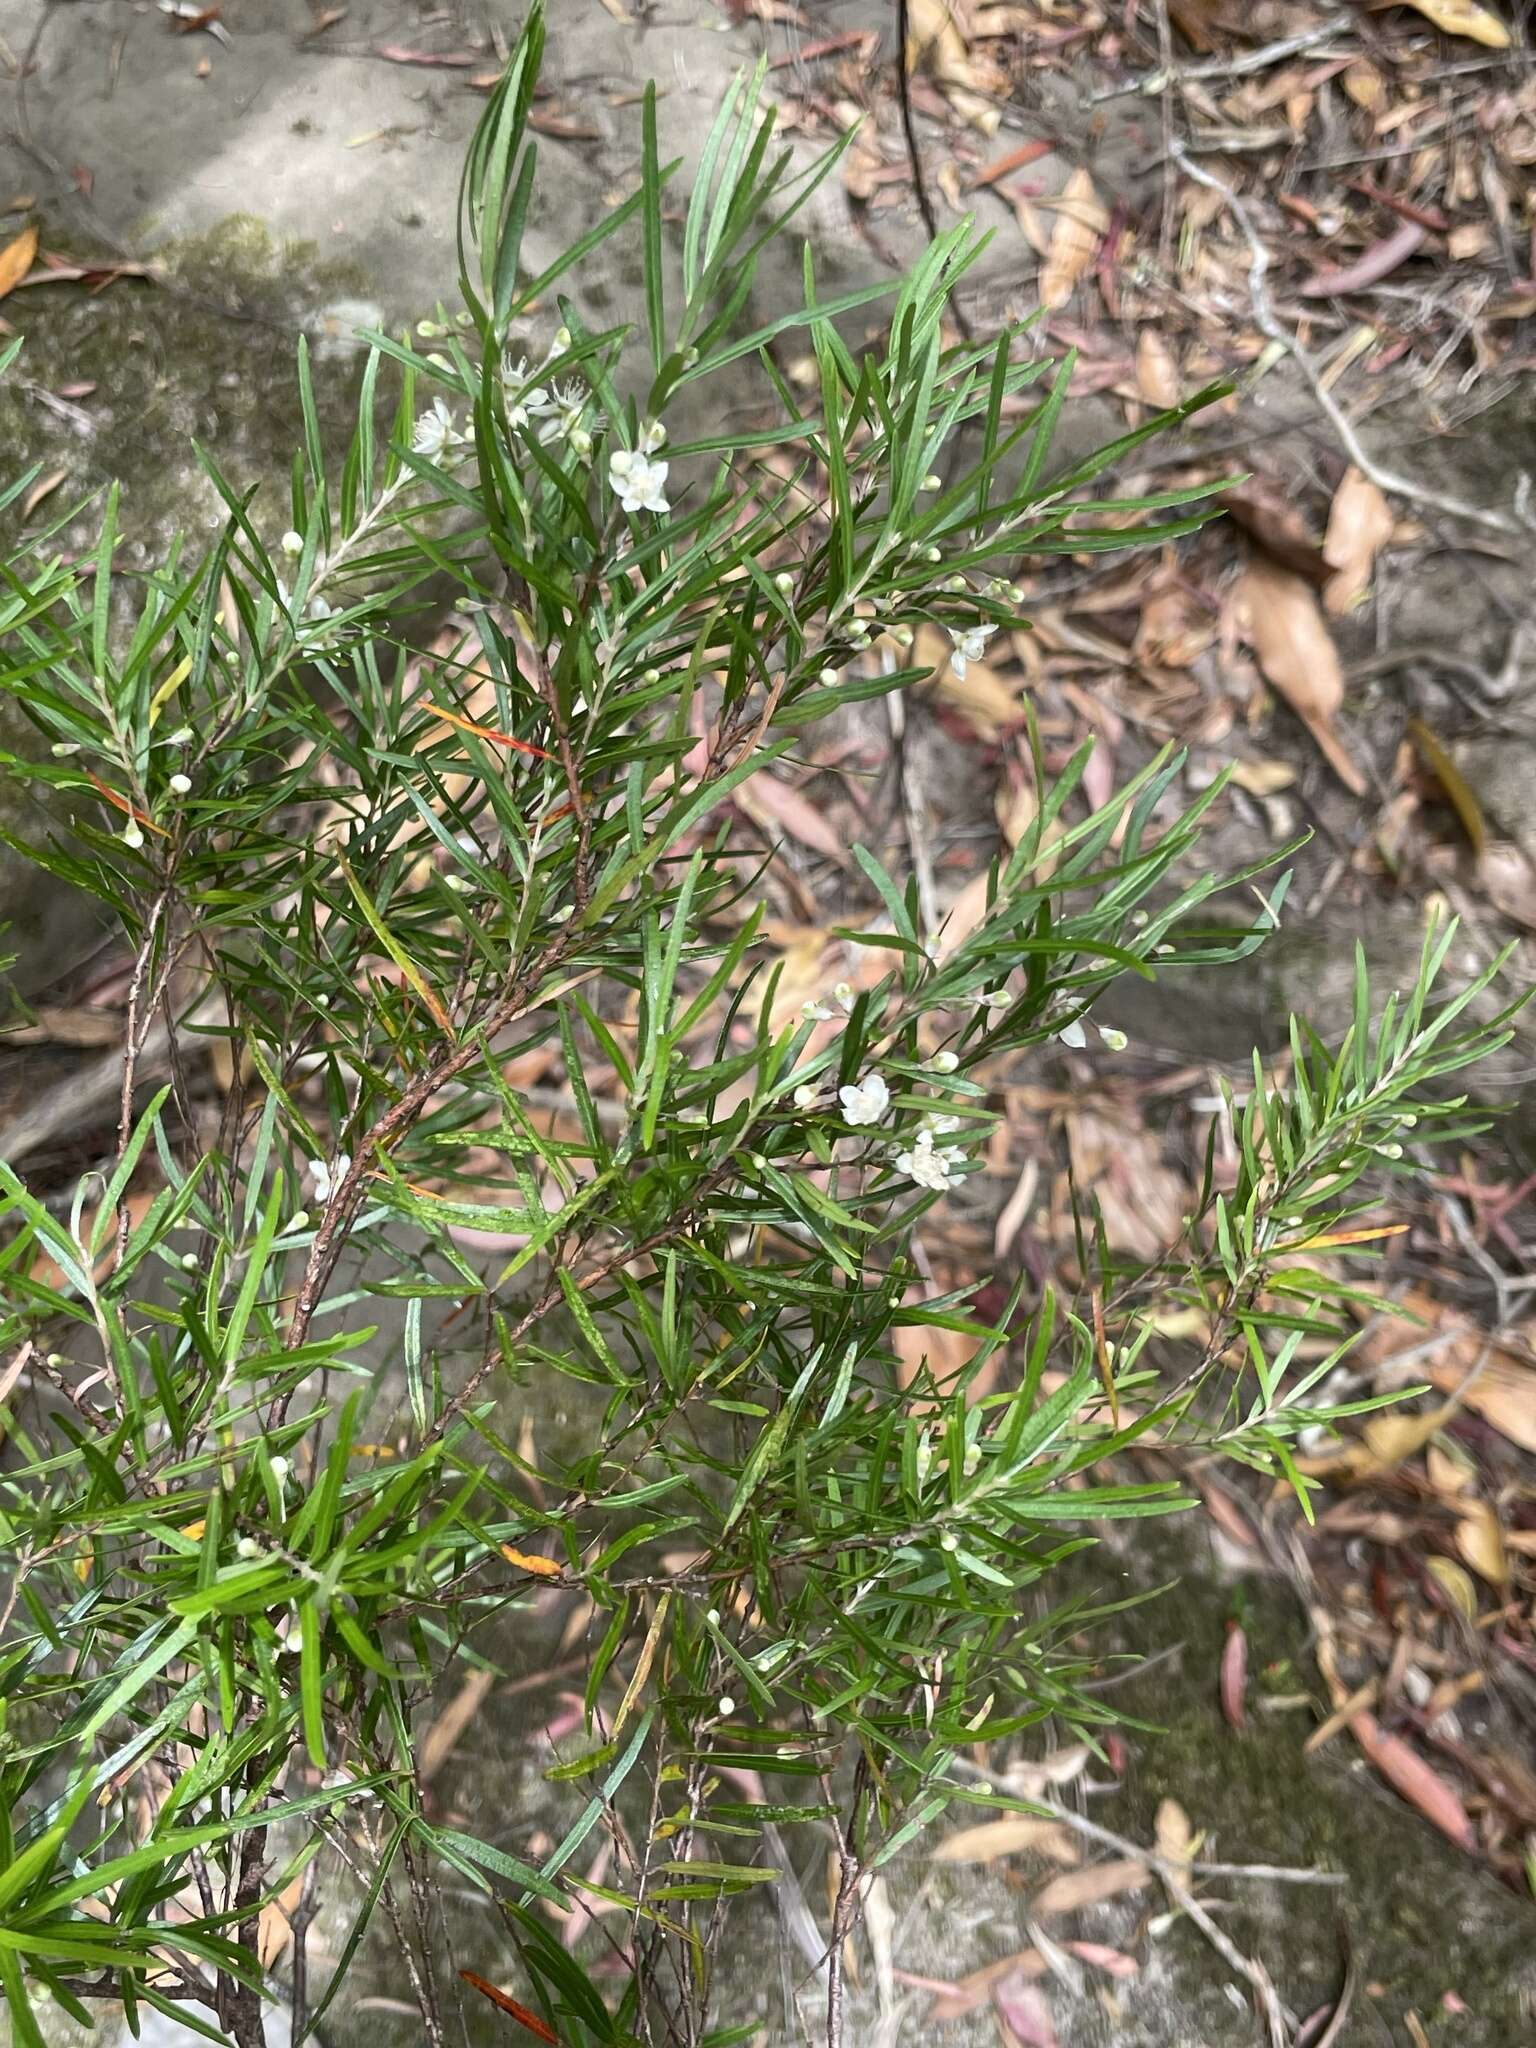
[412,397,463,460]
[308,1152,352,1203]
[792,1084,820,1109]
[608,447,670,515]
[895,1127,963,1192]
[538,380,589,446]
[929,1050,959,1074]
[1056,1020,1087,1049]
[948,624,995,678]
[1098,1024,1128,1052]
[839,1072,890,1127]
[307,595,333,621]
[507,385,551,431]
[833,981,856,1014]
[801,998,833,1022]
[920,1110,961,1137]
[639,417,667,454]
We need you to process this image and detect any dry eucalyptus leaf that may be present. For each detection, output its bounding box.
[1398,0,1510,46]
[1039,168,1106,311]
[904,0,969,82]
[1477,844,1536,930]
[1031,1857,1150,1917]
[935,869,994,962]
[1135,328,1182,407]
[932,1816,1081,1866]
[1154,1797,1194,1867]
[928,1952,1046,2023]
[1229,757,1297,796]
[1454,1499,1509,1588]
[1322,466,1394,615]
[1238,560,1366,795]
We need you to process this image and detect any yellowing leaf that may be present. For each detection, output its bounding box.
[0,224,38,303]
[1322,466,1394,616]
[1039,169,1106,311]
[1425,1553,1478,1621]
[1229,757,1297,797]
[1238,560,1366,795]
[500,1545,562,1578]
[1399,0,1510,46]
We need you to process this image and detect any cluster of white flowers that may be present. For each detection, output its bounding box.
[895,1121,968,1192]
[793,1034,973,1193]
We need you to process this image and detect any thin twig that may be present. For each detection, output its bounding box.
[893,0,973,344]
[1170,145,1527,538]
[1089,20,1346,101]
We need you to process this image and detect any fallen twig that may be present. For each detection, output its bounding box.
[1170,144,1528,538]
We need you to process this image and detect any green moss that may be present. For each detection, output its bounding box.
[0,213,380,558]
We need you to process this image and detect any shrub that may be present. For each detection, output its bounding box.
[0,10,1520,2044]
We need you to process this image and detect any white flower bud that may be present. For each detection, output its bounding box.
[717,1695,736,1716]
[929,1050,959,1074]
[774,571,795,594]
[706,1608,720,1627]
[269,1456,290,1483]
[643,668,661,686]
[922,546,942,563]
[50,741,81,756]
[281,530,303,557]
[236,1537,262,1559]
[922,472,943,490]
[168,772,192,795]
[939,1530,959,1552]
[122,821,144,850]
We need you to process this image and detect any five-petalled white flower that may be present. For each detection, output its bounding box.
[838,1072,890,1127]
[948,624,995,678]
[609,447,670,516]
[412,398,463,460]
